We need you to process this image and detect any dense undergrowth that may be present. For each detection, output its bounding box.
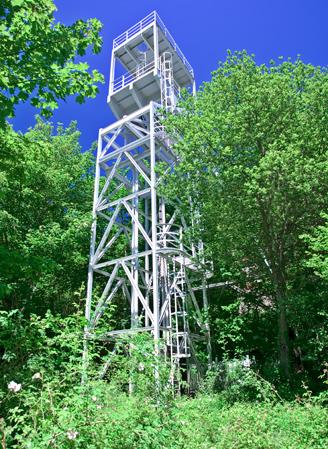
[2,380,328,448]
[3,390,328,448]
[0,311,327,448]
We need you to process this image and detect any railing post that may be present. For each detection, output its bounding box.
[154,20,159,74]
[108,49,115,98]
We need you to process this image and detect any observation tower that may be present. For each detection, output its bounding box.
[85,11,210,389]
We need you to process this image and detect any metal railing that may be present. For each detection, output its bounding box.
[112,59,155,93]
[111,58,182,98]
[173,79,181,98]
[113,11,194,77]
[155,12,194,76]
[157,224,181,250]
[113,11,155,48]
[157,224,193,255]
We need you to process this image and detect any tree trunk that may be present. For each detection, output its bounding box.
[258,200,291,378]
[276,282,290,379]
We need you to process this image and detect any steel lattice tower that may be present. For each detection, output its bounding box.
[85,11,211,389]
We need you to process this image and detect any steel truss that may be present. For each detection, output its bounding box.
[84,12,210,390]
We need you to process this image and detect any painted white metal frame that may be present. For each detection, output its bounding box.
[85,11,210,390]
[112,11,194,75]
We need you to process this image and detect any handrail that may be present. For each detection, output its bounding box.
[113,11,156,48]
[173,79,181,98]
[112,59,155,93]
[112,11,194,77]
[111,57,183,101]
[157,224,193,254]
[155,12,194,76]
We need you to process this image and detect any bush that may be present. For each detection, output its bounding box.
[1,311,327,448]
[4,381,175,449]
[199,359,281,403]
[173,396,328,449]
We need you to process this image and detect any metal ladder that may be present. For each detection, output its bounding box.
[160,52,175,112]
[169,259,189,361]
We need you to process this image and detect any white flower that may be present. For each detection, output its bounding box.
[8,381,22,393]
[32,372,42,380]
[67,430,79,440]
[91,396,97,402]
[138,362,145,372]
[242,355,251,369]
[96,404,103,410]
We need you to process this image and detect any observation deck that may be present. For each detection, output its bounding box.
[107,11,195,118]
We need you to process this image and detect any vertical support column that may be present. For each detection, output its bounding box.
[130,159,139,395]
[153,20,159,74]
[83,130,102,380]
[108,49,116,99]
[159,199,169,346]
[192,79,196,97]
[144,197,150,327]
[131,166,139,327]
[150,103,160,349]
[85,130,102,322]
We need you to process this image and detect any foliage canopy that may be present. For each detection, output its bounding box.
[165,51,328,380]
[0,120,94,313]
[0,0,104,125]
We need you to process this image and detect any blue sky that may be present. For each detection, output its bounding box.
[11,0,328,151]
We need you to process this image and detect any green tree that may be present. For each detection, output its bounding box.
[165,51,328,378]
[0,120,94,313]
[303,213,328,280]
[0,0,103,125]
